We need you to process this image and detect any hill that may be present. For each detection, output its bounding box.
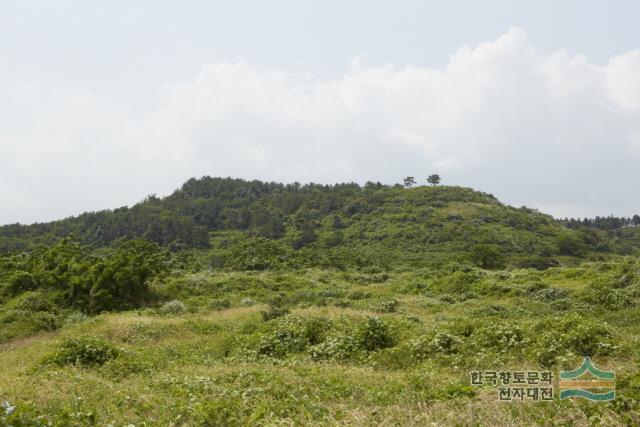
[0,177,639,425]
[0,177,619,269]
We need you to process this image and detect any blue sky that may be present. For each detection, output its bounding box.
[1,1,640,223]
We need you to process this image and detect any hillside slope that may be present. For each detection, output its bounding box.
[0,177,616,268]
[0,178,639,425]
[1,261,639,425]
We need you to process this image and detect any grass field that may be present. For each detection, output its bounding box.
[1,262,639,426]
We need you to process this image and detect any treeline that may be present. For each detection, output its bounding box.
[0,177,472,253]
[0,203,210,252]
[0,176,622,263]
[562,215,640,230]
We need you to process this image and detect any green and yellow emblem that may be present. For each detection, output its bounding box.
[559,357,615,401]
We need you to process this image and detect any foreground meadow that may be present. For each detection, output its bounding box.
[1,262,639,426]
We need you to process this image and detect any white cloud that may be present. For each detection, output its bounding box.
[607,50,640,111]
[2,27,640,224]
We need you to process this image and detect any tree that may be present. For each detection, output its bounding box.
[427,174,441,186]
[7,271,39,295]
[555,233,587,257]
[291,208,319,249]
[403,177,416,188]
[469,244,505,269]
[88,239,168,313]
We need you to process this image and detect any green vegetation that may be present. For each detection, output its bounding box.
[0,177,629,266]
[0,178,639,425]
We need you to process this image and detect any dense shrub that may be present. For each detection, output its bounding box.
[257,315,331,357]
[48,337,118,367]
[302,316,332,345]
[258,328,309,357]
[87,239,168,313]
[469,244,505,269]
[357,317,395,351]
[555,233,587,256]
[533,315,615,366]
[434,270,484,294]
[0,311,59,344]
[408,332,461,359]
[1,239,168,314]
[371,299,399,313]
[473,323,526,351]
[309,335,361,361]
[226,237,298,271]
[11,291,55,312]
[581,285,634,309]
[6,271,39,295]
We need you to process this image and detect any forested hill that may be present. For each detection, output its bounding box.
[0,177,622,267]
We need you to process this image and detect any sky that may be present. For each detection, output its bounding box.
[1,0,640,224]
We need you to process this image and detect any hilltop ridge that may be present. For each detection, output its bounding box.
[0,177,619,268]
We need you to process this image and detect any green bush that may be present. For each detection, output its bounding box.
[555,233,587,256]
[408,332,461,359]
[533,315,615,366]
[260,304,290,321]
[47,337,118,367]
[226,237,298,271]
[371,299,399,313]
[158,299,187,315]
[566,322,615,356]
[302,316,332,345]
[0,309,60,340]
[581,285,634,309]
[309,335,361,361]
[469,244,505,269]
[257,328,308,357]
[357,317,395,351]
[10,291,55,312]
[257,315,332,358]
[7,271,39,295]
[473,323,526,351]
[88,239,168,313]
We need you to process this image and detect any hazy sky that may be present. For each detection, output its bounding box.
[1,1,640,224]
